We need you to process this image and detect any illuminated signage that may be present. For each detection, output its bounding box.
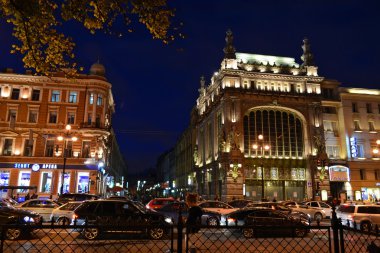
[350,137,357,158]
[14,163,57,171]
[329,165,350,182]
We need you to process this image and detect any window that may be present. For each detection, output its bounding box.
[45,140,55,157]
[353,120,361,131]
[7,109,17,122]
[40,172,52,193]
[87,113,92,124]
[28,110,38,123]
[360,169,366,180]
[51,90,60,102]
[352,102,358,113]
[369,122,376,132]
[69,91,78,103]
[49,111,57,124]
[67,112,75,124]
[96,115,101,127]
[375,170,380,180]
[66,141,73,158]
[31,90,40,101]
[23,139,33,156]
[77,172,90,193]
[59,172,70,194]
[82,141,91,158]
[326,145,340,158]
[18,171,31,192]
[97,94,103,106]
[89,93,94,104]
[324,121,338,134]
[2,139,13,155]
[322,88,334,99]
[356,144,364,158]
[366,103,373,113]
[11,88,20,100]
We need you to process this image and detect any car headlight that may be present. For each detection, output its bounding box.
[23,216,35,223]
[164,217,173,224]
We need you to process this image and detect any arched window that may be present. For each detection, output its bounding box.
[243,108,304,158]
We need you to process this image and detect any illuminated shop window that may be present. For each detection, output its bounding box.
[58,172,71,194]
[0,171,10,194]
[77,172,90,193]
[40,171,52,193]
[18,171,31,192]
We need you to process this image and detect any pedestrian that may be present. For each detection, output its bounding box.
[31,192,38,199]
[25,192,30,201]
[186,193,203,252]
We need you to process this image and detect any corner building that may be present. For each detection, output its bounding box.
[0,64,116,199]
[193,31,336,202]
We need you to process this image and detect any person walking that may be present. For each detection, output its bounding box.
[185,193,203,253]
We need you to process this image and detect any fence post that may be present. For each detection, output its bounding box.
[331,204,340,253]
[177,206,183,253]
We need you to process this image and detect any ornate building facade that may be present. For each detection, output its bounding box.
[0,63,126,200]
[177,30,380,202]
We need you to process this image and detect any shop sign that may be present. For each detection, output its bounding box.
[14,163,58,171]
[329,165,350,181]
[350,137,357,158]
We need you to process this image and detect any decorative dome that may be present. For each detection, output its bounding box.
[89,62,106,76]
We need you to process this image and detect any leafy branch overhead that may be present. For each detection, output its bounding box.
[0,0,181,75]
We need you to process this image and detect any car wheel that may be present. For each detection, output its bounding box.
[5,228,22,240]
[360,221,371,233]
[314,213,323,221]
[83,228,100,240]
[207,217,219,226]
[57,217,70,226]
[294,227,307,237]
[149,227,164,240]
[242,228,254,238]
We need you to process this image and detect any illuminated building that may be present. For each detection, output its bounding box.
[0,64,124,199]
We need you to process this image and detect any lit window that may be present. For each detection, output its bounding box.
[40,172,52,193]
[18,171,31,192]
[97,95,103,106]
[353,120,361,131]
[326,145,340,158]
[2,139,13,156]
[51,90,60,102]
[89,93,94,104]
[369,122,376,132]
[69,91,78,103]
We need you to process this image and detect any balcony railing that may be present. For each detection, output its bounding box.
[80,122,109,130]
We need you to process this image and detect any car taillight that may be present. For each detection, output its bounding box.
[72,214,78,220]
[227,218,236,223]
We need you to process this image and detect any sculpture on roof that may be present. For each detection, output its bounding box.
[223,29,236,59]
[301,38,315,67]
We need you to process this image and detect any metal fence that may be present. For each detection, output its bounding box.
[1,214,380,253]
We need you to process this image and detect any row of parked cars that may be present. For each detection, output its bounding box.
[2,194,379,240]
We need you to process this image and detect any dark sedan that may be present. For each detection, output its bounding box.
[242,209,310,238]
[155,202,221,226]
[0,202,42,240]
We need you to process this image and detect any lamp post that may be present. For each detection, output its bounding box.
[252,134,270,202]
[57,124,77,195]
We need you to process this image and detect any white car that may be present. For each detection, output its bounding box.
[336,204,380,232]
[282,202,326,221]
[302,201,332,218]
[15,199,60,222]
[198,201,238,215]
[50,201,83,225]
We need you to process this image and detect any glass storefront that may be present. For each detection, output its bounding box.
[40,171,52,193]
[0,171,10,198]
[18,171,31,192]
[77,172,90,193]
[58,172,71,194]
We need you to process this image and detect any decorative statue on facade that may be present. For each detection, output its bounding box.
[219,128,226,152]
[301,38,315,67]
[228,125,240,150]
[193,145,199,164]
[223,29,236,59]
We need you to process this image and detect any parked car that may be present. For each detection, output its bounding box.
[155,201,221,226]
[282,202,326,221]
[302,201,332,218]
[242,209,310,238]
[72,199,173,240]
[50,201,83,225]
[57,193,99,204]
[145,198,175,210]
[228,199,254,208]
[198,201,238,215]
[336,204,380,232]
[0,203,42,240]
[15,199,60,222]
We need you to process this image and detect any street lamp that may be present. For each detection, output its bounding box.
[57,124,77,195]
[252,134,270,201]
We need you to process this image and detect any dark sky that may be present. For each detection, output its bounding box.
[1,1,380,176]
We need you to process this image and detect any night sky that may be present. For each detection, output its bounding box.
[1,1,380,176]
